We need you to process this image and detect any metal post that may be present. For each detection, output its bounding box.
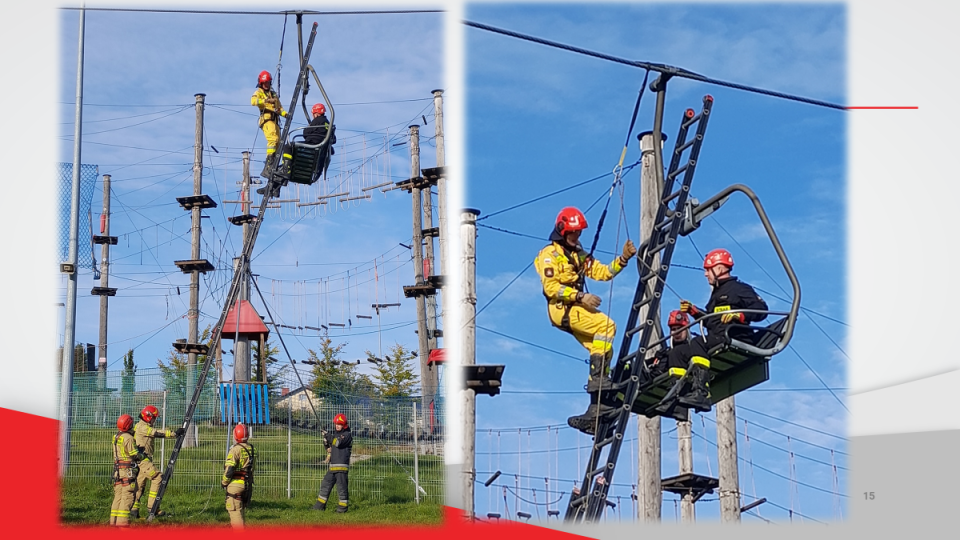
[717,395,741,522]
[287,400,292,499]
[413,402,421,504]
[184,93,205,448]
[409,125,436,419]
[678,416,695,522]
[233,258,250,382]
[160,390,167,473]
[59,6,86,477]
[460,208,480,520]
[637,130,665,521]
[96,173,111,427]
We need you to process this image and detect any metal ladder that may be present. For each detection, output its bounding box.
[565,89,714,523]
[145,21,321,522]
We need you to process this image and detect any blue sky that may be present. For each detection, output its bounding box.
[56,9,446,391]
[465,4,847,524]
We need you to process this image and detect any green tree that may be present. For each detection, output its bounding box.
[309,335,378,401]
[157,325,218,420]
[369,342,418,397]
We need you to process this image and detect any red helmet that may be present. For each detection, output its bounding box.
[234,423,250,443]
[667,310,689,328]
[703,249,734,270]
[333,413,348,427]
[312,103,326,116]
[140,405,159,423]
[117,414,134,432]
[258,70,272,85]
[555,207,588,236]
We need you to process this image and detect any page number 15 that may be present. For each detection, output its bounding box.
[864,492,875,500]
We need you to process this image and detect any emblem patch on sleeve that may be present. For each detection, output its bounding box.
[544,268,554,278]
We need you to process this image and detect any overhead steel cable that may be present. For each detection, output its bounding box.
[464,20,846,111]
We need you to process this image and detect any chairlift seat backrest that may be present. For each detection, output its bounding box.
[287,134,331,186]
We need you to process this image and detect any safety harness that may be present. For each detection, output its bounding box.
[112,432,137,486]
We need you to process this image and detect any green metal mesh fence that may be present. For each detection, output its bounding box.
[61,367,444,506]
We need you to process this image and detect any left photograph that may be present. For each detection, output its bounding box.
[56,6,448,528]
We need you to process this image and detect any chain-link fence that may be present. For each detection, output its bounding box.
[57,162,98,271]
[61,367,444,507]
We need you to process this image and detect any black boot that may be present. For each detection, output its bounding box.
[335,505,348,514]
[260,153,277,178]
[567,402,618,435]
[129,507,139,520]
[312,501,326,511]
[677,364,713,412]
[585,354,616,393]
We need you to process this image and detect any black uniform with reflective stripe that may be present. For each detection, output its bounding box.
[304,114,336,151]
[326,428,353,470]
[701,276,768,335]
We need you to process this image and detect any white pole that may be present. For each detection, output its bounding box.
[413,402,421,504]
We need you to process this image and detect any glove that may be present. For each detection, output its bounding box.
[720,312,746,324]
[679,300,699,316]
[578,292,602,309]
[175,428,186,437]
[221,481,229,489]
[621,239,637,261]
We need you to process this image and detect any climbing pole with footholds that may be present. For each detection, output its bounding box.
[565,75,714,523]
[146,19,321,522]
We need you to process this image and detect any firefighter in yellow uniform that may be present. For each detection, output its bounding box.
[251,70,291,178]
[534,207,637,434]
[222,423,255,528]
[110,414,146,527]
[130,405,184,519]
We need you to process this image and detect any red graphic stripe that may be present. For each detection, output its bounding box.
[0,407,587,539]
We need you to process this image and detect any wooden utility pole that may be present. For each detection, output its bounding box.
[184,93,205,448]
[637,131,664,521]
[234,153,252,382]
[460,208,480,520]
[96,174,116,426]
[408,125,437,416]
[678,417,695,521]
[717,395,741,522]
[432,89,447,288]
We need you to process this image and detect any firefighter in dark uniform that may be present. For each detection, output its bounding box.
[677,248,769,411]
[222,423,255,528]
[110,414,146,527]
[644,309,693,380]
[312,413,352,513]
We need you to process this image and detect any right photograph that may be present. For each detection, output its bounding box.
[460,3,846,525]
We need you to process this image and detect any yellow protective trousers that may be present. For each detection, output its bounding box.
[110,479,137,527]
[134,458,161,513]
[261,119,280,156]
[225,480,248,528]
[548,303,617,359]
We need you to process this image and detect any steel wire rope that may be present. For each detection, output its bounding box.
[59,106,190,125]
[690,430,846,498]
[61,7,444,15]
[249,277,428,494]
[463,20,846,111]
[59,105,193,138]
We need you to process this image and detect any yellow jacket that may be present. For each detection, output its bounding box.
[222,442,255,487]
[133,420,175,459]
[534,242,624,304]
[251,87,288,124]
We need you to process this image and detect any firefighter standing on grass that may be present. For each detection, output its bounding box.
[130,405,184,519]
[534,207,637,435]
[251,70,291,177]
[313,413,353,513]
[110,414,146,527]
[222,423,256,529]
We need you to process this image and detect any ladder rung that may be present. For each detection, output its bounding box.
[596,433,618,448]
[674,136,698,155]
[588,466,606,479]
[570,495,589,508]
[632,295,656,311]
[662,186,685,204]
[649,237,674,255]
[668,162,691,180]
[682,112,702,129]
[654,215,675,232]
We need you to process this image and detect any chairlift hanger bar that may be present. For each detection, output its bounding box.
[463,20,846,111]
